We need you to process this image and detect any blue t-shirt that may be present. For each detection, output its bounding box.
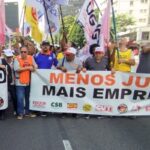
[34,52,58,69]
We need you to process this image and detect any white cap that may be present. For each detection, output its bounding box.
[54,44,60,47]
[3,49,14,57]
[65,47,77,55]
[95,47,105,54]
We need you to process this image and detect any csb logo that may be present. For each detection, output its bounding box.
[0,69,6,83]
[51,102,63,108]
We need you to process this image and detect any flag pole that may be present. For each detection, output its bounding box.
[111,0,119,59]
[43,0,54,46]
[19,0,26,36]
[93,0,102,15]
[59,5,67,43]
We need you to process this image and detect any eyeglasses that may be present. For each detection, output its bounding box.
[21,51,27,53]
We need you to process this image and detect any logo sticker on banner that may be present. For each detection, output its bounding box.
[118,104,128,113]
[83,103,92,112]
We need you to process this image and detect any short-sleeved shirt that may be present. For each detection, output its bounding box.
[114,49,134,72]
[58,57,82,71]
[34,52,58,69]
[136,52,150,73]
[84,56,108,71]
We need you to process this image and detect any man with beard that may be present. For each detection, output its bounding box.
[34,41,58,117]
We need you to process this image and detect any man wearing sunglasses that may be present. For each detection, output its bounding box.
[14,46,37,120]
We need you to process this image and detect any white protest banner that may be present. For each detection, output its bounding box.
[0,69,8,110]
[30,70,150,116]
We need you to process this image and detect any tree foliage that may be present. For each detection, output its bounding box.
[115,13,135,32]
[61,15,85,47]
[60,13,135,46]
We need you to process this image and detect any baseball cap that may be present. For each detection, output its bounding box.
[65,47,77,55]
[95,47,105,54]
[3,49,14,57]
[41,40,50,45]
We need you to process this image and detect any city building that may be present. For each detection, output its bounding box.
[113,0,150,44]
[4,0,23,31]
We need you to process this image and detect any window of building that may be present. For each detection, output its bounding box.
[142,32,149,40]
[129,10,133,14]
[139,18,146,22]
[144,9,147,13]
[140,9,147,13]
[140,9,143,13]
[141,0,148,3]
[130,1,134,6]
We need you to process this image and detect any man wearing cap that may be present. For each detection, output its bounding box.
[57,47,82,73]
[0,49,17,118]
[84,47,109,71]
[84,47,110,119]
[34,41,58,69]
[57,47,83,118]
[34,41,58,117]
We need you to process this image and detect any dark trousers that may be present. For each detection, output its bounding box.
[8,85,17,114]
[0,110,5,120]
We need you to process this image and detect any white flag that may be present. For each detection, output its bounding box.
[78,0,100,46]
[44,0,60,35]
[25,0,44,13]
[56,0,69,5]
[5,25,13,38]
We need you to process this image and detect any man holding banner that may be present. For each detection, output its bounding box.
[34,40,58,117]
[14,46,37,120]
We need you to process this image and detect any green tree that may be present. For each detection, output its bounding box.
[60,15,85,47]
[115,13,135,32]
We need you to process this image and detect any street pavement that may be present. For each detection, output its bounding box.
[1,111,150,150]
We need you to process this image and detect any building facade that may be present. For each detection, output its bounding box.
[113,0,150,44]
[4,0,23,31]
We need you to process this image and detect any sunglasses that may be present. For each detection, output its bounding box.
[21,51,27,53]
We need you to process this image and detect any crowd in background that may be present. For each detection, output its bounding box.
[0,36,150,120]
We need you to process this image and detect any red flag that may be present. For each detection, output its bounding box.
[0,0,6,45]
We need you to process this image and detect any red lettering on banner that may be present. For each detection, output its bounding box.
[50,73,63,84]
[50,73,115,86]
[135,77,150,88]
[91,74,103,86]
[122,76,133,86]
[77,74,89,85]
[122,76,150,88]
[105,74,115,86]
[66,73,75,84]
[95,105,113,112]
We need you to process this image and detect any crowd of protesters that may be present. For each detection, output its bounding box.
[0,36,150,120]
